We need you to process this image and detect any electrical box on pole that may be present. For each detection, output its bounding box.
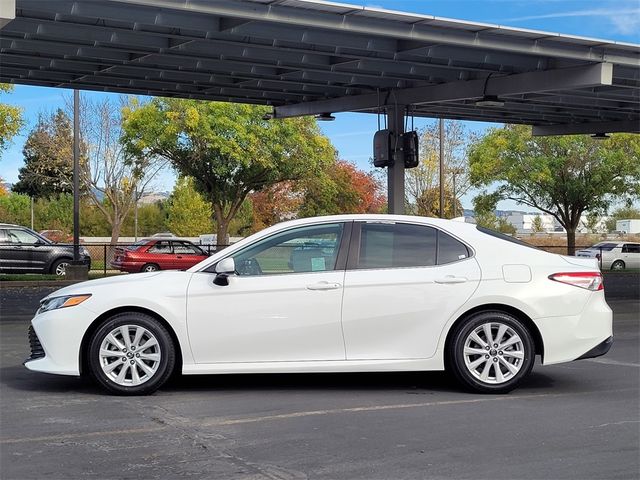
[373,129,394,167]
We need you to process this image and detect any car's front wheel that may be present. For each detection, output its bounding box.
[87,312,175,395]
[447,311,535,394]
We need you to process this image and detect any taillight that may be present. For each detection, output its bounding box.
[548,272,603,291]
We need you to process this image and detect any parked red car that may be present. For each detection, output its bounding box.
[110,239,209,273]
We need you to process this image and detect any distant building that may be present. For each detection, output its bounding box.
[577,216,610,234]
[137,191,170,205]
[506,212,557,233]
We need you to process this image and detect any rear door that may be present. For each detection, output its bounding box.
[341,221,481,360]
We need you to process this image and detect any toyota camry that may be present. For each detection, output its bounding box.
[25,215,613,395]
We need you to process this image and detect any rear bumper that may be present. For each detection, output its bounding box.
[110,260,143,272]
[576,336,613,360]
[535,291,613,365]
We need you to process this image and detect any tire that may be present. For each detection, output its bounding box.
[87,312,176,395]
[50,258,71,276]
[447,311,535,394]
[611,260,625,271]
[141,263,160,272]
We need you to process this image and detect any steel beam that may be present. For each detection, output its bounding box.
[532,120,640,136]
[274,63,614,118]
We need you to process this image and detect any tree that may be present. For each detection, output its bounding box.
[0,84,24,159]
[250,181,302,231]
[469,125,640,254]
[13,110,76,198]
[531,215,545,234]
[405,120,474,217]
[165,177,213,237]
[121,99,335,243]
[74,96,166,245]
[299,160,386,217]
[413,187,462,218]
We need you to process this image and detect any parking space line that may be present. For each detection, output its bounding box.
[2,388,635,445]
[584,358,640,368]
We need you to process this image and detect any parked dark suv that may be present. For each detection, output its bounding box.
[0,224,91,275]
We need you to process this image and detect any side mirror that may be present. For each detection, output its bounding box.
[213,257,235,286]
[34,239,45,247]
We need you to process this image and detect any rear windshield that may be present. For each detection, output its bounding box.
[591,243,617,251]
[126,240,149,251]
[475,226,539,250]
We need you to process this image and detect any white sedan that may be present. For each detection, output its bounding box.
[25,215,613,395]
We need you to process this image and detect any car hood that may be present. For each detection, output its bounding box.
[42,271,191,300]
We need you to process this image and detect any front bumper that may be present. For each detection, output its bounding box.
[576,336,613,360]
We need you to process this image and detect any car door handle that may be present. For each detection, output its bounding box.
[306,282,342,291]
[434,276,468,284]
[176,256,183,259]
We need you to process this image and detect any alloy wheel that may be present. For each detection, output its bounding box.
[55,262,69,276]
[462,322,525,384]
[98,325,162,386]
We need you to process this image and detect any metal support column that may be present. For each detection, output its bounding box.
[387,104,405,215]
[439,118,445,218]
[72,89,80,263]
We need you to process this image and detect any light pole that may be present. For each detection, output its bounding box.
[448,167,465,218]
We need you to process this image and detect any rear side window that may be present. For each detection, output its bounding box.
[355,223,470,269]
[622,244,640,254]
[438,231,470,264]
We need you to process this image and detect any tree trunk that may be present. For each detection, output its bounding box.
[216,221,229,251]
[566,227,577,256]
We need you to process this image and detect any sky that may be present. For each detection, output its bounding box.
[1,0,639,211]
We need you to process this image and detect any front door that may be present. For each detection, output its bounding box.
[341,221,481,360]
[186,222,350,364]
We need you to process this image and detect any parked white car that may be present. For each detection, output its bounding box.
[25,215,612,395]
[576,242,640,270]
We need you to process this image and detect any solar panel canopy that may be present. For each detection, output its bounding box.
[1,0,639,135]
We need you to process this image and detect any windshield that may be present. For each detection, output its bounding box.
[590,243,617,251]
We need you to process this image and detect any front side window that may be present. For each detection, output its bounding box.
[147,241,172,254]
[231,223,344,276]
[6,229,39,244]
[355,222,470,269]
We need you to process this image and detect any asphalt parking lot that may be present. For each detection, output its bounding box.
[0,283,638,480]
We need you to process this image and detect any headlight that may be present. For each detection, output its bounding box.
[39,294,92,313]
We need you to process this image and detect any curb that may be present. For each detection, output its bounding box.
[1,280,82,288]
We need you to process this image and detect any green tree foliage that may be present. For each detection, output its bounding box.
[165,177,213,237]
[0,193,30,226]
[469,125,640,254]
[531,215,545,234]
[412,186,463,218]
[121,99,335,242]
[473,210,517,235]
[13,109,77,198]
[0,84,24,159]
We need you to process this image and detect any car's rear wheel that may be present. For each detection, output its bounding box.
[447,311,535,394]
[611,260,625,270]
[50,258,70,276]
[141,263,160,272]
[87,312,175,395]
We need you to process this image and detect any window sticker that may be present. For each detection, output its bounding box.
[311,257,326,271]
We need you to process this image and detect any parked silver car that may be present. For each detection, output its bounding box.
[576,242,640,270]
